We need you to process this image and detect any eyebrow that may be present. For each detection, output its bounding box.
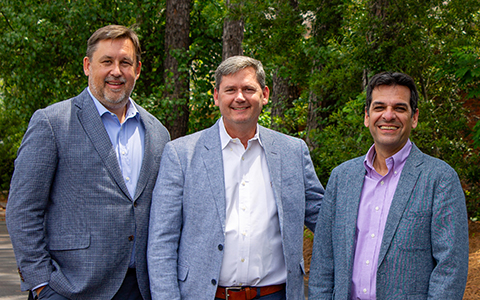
[371,101,409,108]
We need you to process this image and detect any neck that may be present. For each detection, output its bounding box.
[224,122,257,149]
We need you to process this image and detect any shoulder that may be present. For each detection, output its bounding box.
[332,155,365,173]
[408,144,458,176]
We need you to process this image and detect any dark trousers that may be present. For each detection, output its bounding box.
[30,268,142,300]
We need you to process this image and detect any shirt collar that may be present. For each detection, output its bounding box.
[364,139,412,175]
[218,117,262,150]
[87,87,140,121]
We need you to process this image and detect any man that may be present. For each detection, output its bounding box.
[308,71,469,299]
[147,56,324,300]
[6,25,170,300]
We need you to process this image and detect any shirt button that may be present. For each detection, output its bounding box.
[366,260,370,265]
[241,258,245,262]
[381,181,384,185]
[242,157,244,161]
[126,177,130,181]
[242,181,246,186]
[375,206,379,211]
[363,288,367,293]
[394,171,397,174]
[371,233,375,238]
[211,279,217,286]
[128,235,134,241]
[122,150,126,155]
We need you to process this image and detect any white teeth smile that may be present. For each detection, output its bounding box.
[380,126,397,130]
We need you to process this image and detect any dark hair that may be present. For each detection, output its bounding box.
[215,56,266,90]
[86,25,141,65]
[366,71,419,117]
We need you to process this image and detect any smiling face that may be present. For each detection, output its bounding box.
[365,84,419,158]
[83,38,141,116]
[214,67,269,139]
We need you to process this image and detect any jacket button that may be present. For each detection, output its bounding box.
[211,279,217,286]
[128,235,134,241]
[218,244,223,251]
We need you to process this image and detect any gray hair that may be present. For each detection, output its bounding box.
[215,56,266,90]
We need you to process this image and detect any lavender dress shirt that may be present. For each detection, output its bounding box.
[351,140,412,300]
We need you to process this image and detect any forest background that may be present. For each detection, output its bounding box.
[1,0,480,218]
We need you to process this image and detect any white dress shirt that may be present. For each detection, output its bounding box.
[218,118,287,287]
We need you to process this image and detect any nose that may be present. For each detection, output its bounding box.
[382,107,396,121]
[234,90,246,102]
[110,62,122,77]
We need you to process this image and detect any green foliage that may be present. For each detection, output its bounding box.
[311,93,372,185]
[0,0,479,218]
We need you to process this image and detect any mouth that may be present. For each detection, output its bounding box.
[105,78,126,89]
[231,107,249,111]
[379,125,398,130]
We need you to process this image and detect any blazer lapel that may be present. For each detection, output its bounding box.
[133,106,155,201]
[377,145,423,267]
[344,159,367,271]
[259,127,284,229]
[201,122,228,231]
[75,89,132,201]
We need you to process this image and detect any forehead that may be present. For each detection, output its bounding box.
[219,67,260,88]
[371,84,411,106]
[92,38,135,58]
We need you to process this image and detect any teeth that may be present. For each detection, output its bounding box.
[232,107,247,110]
[380,126,397,130]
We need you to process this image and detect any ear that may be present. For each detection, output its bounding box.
[83,57,91,76]
[262,86,270,105]
[135,61,142,80]
[411,108,419,129]
[214,88,219,107]
[364,108,369,127]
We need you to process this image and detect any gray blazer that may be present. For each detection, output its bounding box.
[147,121,324,300]
[308,144,469,300]
[6,88,170,300]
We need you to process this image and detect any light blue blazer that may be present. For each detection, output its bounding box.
[147,121,324,300]
[6,88,170,300]
[308,144,469,300]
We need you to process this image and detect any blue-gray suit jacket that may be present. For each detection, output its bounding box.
[308,144,469,300]
[6,88,170,300]
[147,121,324,300]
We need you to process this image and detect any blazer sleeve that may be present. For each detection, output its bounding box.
[308,168,337,300]
[302,140,324,232]
[147,142,183,300]
[6,109,57,290]
[428,167,469,299]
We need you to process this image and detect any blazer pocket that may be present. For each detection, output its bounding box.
[48,233,90,251]
[178,264,189,282]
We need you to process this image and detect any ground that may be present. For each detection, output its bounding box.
[303,221,480,299]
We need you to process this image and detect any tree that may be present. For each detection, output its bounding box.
[222,0,244,60]
[163,0,191,139]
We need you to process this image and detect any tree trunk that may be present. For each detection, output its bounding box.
[222,0,244,60]
[164,0,190,139]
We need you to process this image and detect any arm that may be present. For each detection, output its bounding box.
[302,140,324,232]
[428,167,469,299]
[6,110,57,291]
[147,142,184,300]
[308,170,337,300]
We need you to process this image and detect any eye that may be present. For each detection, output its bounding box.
[395,106,407,112]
